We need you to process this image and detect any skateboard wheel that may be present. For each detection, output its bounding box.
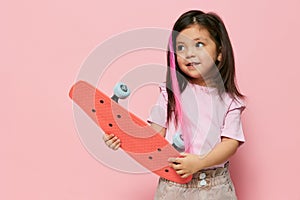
[113,82,130,99]
[172,131,185,152]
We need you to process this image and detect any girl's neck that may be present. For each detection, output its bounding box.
[188,77,212,87]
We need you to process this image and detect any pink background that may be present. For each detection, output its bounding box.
[1,0,300,199]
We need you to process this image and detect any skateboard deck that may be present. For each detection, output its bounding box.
[69,80,192,184]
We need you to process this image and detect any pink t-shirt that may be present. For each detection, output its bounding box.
[148,82,246,168]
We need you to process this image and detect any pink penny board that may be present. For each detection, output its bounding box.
[69,81,192,184]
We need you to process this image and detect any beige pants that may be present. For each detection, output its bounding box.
[154,162,237,200]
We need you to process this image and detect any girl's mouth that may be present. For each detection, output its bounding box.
[186,62,200,68]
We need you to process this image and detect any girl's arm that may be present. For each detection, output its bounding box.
[198,137,240,169]
[168,137,240,178]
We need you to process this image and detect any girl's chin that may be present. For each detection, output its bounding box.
[187,73,204,80]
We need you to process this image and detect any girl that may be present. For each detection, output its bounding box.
[103,10,246,200]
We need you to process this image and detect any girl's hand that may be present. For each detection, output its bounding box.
[168,153,203,178]
[102,134,121,150]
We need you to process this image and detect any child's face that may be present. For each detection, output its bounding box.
[175,24,222,85]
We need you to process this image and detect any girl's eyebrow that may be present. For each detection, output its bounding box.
[193,37,208,42]
[176,37,208,44]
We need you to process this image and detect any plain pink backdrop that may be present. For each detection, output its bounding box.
[1,0,300,199]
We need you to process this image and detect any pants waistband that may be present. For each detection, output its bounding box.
[193,161,229,180]
[160,161,230,189]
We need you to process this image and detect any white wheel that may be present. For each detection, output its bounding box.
[172,131,185,152]
[113,82,130,99]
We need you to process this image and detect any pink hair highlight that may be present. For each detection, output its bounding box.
[168,35,192,153]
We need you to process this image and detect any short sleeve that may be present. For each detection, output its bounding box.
[147,83,168,128]
[220,97,246,143]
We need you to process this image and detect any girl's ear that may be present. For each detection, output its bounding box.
[217,52,222,62]
[217,47,222,62]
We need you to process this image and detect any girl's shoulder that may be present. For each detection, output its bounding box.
[221,92,246,112]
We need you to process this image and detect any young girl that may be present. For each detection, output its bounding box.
[103,10,246,200]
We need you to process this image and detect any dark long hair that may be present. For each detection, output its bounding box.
[166,10,245,125]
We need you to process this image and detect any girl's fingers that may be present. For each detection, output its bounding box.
[168,157,176,163]
[102,134,121,150]
[103,134,114,142]
[176,169,185,175]
[107,137,118,147]
[169,162,182,170]
[102,134,107,141]
[168,157,183,164]
[176,169,191,178]
[110,138,121,148]
[113,142,121,150]
[181,173,190,178]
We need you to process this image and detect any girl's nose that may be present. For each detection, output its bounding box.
[185,46,196,58]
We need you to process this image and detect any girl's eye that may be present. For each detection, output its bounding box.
[196,42,204,48]
[177,45,185,51]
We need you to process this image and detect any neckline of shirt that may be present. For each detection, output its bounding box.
[187,82,218,94]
